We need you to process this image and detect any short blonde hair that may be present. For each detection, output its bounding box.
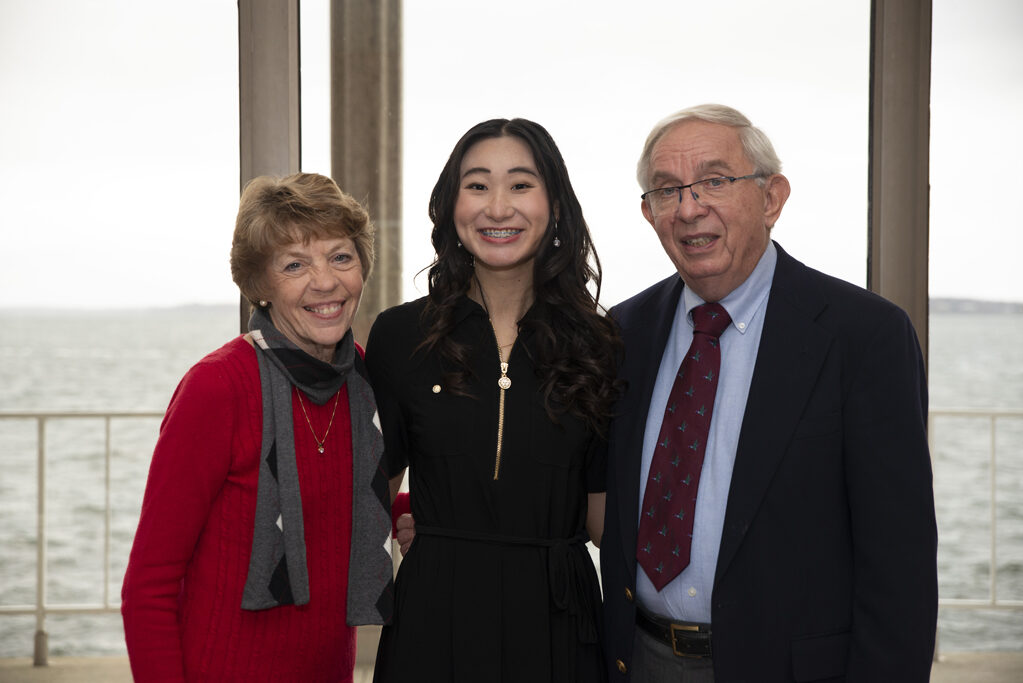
[230,173,376,305]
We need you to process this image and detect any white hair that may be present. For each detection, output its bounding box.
[636,104,783,190]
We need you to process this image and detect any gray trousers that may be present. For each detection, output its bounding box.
[629,624,715,683]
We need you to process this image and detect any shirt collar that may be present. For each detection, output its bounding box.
[682,240,777,335]
[450,292,540,341]
[452,292,485,326]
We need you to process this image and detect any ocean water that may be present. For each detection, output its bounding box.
[0,307,240,659]
[928,312,1023,652]
[0,306,1020,657]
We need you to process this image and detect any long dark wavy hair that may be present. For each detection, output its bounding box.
[420,118,622,434]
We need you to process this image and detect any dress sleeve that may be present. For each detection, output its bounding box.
[585,434,608,494]
[120,357,238,681]
[365,309,411,478]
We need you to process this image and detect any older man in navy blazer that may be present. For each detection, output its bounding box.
[601,104,937,682]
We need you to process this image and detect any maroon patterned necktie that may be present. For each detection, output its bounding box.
[637,302,731,591]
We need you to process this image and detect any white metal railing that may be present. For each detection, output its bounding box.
[929,408,1023,612]
[1,409,1020,665]
[0,411,163,666]
[929,408,1023,660]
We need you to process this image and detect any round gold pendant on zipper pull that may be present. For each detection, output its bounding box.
[498,362,511,390]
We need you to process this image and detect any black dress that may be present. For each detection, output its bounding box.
[367,296,606,683]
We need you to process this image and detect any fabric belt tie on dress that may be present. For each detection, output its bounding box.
[416,525,597,644]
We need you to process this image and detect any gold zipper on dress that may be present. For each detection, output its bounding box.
[489,319,512,480]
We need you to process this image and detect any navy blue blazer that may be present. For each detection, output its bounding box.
[600,243,938,682]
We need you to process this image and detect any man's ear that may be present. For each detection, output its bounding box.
[763,173,791,229]
[641,197,656,227]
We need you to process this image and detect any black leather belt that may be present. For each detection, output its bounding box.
[635,605,712,658]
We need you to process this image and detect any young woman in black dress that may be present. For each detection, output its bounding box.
[368,118,620,682]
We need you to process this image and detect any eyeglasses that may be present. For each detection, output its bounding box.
[640,174,763,217]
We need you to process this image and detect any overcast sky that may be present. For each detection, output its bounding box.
[1,0,1020,309]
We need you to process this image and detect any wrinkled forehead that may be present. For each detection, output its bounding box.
[649,120,748,181]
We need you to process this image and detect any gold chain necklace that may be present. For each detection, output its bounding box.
[295,389,340,454]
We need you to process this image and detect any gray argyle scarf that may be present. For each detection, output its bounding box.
[241,306,393,625]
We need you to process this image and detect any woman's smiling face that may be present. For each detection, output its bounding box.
[265,236,363,362]
[453,135,552,277]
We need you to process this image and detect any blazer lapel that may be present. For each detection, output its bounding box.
[714,245,832,583]
[613,275,684,572]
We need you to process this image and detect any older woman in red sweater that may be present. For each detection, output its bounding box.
[121,173,394,681]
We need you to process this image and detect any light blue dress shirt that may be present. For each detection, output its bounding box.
[635,241,777,623]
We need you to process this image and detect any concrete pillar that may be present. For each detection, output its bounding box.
[869,0,932,364]
[237,0,301,332]
[331,0,403,345]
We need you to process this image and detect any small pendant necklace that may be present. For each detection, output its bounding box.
[489,317,510,480]
[476,276,514,480]
[295,388,340,454]
[494,330,512,391]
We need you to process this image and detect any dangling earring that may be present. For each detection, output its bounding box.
[552,220,561,248]
[469,253,475,267]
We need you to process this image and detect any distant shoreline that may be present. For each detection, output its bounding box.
[1,298,1022,316]
[0,303,238,316]
[929,298,1023,314]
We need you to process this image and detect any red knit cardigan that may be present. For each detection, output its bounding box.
[122,337,360,681]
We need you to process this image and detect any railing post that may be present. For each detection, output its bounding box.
[33,417,48,666]
[989,415,997,605]
[104,417,113,609]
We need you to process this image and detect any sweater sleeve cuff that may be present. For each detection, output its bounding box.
[391,491,410,538]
